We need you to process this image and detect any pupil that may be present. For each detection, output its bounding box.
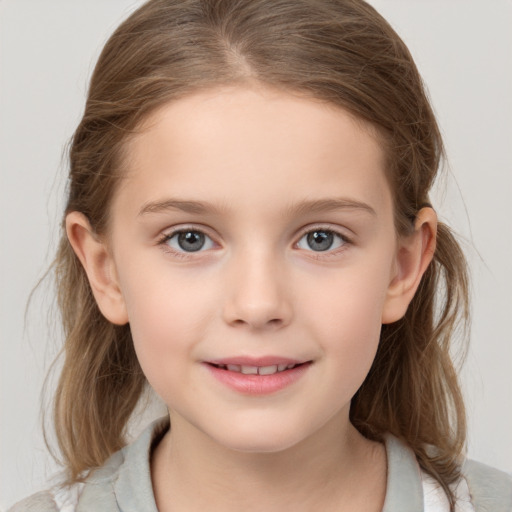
[178,231,205,252]
[307,230,333,251]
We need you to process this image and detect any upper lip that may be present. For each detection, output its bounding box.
[205,356,308,367]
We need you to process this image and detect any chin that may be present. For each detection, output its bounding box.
[211,424,309,455]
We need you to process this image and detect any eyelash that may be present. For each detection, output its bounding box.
[157,225,352,260]
[295,226,352,258]
[157,227,216,260]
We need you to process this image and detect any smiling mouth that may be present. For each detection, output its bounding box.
[207,362,309,375]
[205,360,312,394]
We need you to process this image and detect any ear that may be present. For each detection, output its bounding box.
[66,211,129,325]
[381,207,437,324]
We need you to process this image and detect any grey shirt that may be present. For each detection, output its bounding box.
[9,417,512,511]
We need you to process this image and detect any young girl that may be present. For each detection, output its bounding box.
[9,0,511,511]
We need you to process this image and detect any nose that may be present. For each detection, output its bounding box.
[222,248,293,330]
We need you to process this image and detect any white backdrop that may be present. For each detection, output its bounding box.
[1,0,511,509]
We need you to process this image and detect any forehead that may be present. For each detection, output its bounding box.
[117,85,391,220]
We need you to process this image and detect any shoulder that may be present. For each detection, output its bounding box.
[8,482,85,512]
[76,417,167,510]
[7,491,58,512]
[462,459,512,512]
[7,417,168,512]
[383,433,512,511]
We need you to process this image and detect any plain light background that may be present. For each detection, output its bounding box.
[1,0,511,509]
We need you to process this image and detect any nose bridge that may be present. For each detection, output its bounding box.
[223,243,292,329]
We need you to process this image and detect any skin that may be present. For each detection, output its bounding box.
[67,84,436,511]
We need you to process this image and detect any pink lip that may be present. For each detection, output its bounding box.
[203,357,312,395]
[207,356,305,366]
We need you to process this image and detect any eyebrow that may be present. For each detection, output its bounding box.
[138,199,223,216]
[138,197,376,217]
[286,198,376,217]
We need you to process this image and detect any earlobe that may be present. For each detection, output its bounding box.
[381,207,437,324]
[66,211,129,325]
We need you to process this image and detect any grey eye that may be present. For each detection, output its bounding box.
[167,230,214,252]
[297,229,345,252]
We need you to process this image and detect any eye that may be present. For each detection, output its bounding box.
[296,229,347,252]
[162,229,215,253]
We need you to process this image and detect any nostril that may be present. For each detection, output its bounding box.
[230,317,284,328]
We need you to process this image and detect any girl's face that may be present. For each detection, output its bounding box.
[84,85,417,453]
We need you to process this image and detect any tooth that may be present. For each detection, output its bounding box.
[277,364,288,372]
[241,365,258,375]
[286,364,296,369]
[227,364,241,372]
[258,365,278,375]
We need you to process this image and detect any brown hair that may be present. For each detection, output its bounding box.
[50,0,469,507]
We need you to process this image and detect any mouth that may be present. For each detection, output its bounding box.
[204,358,312,395]
[207,362,307,375]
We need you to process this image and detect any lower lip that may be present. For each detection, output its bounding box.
[204,363,311,395]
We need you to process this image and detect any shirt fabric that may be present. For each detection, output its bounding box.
[9,417,512,511]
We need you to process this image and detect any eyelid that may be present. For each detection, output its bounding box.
[158,222,217,239]
[155,223,353,260]
[157,225,219,256]
[295,224,352,243]
[294,224,353,254]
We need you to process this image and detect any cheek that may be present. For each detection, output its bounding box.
[299,261,391,332]
[117,264,219,382]
[123,289,197,404]
[296,256,393,374]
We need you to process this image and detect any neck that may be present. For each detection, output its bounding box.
[151,411,387,512]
